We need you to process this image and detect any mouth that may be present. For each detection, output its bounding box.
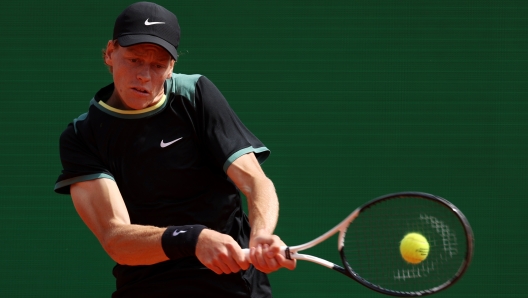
[131,87,150,95]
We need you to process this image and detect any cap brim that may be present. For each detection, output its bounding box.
[118,35,178,60]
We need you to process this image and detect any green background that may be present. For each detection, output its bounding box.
[1,0,526,296]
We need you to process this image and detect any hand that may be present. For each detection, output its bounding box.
[248,232,296,274]
[195,229,250,274]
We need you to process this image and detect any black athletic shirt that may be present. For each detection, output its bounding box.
[54,74,272,297]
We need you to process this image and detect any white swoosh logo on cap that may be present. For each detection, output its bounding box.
[160,137,182,148]
[145,18,165,26]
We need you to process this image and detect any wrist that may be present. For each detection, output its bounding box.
[250,227,273,238]
[161,225,207,260]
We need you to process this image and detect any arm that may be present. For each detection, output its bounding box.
[227,153,296,273]
[71,178,249,273]
[70,178,168,265]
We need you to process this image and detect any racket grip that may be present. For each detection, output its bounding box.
[241,246,290,261]
[242,248,250,258]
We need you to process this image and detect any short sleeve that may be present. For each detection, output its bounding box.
[54,121,114,194]
[194,76,270,172]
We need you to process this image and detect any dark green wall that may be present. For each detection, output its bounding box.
[1,0,526,296]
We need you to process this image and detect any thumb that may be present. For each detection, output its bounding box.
[266,244,283,258]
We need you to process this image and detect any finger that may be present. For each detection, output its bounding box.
[214,257,234,274]
[275,253,297,270]
[266,245,281,257]
[261,244,279,270]
[263,256,278,272]
[262,236,283,257]
[251,245,262,267]
[224,240,249,271]
[249,246,257,265]
[251,245,269,272]
[209,265,224,275]
[219,252,243,273]
[239,260,250,271]
[233,247,250,270]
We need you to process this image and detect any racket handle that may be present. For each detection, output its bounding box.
[241,246,291,260]
[242,248,250,257]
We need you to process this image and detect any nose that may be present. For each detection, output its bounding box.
[136,64,151,82]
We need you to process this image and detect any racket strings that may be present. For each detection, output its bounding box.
[342,196,470,294]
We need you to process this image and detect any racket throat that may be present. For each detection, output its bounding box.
[284,247,292,260]
[332,264,351,277]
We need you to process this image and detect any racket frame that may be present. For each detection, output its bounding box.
[337,192,474,296]
[243,192,474,297]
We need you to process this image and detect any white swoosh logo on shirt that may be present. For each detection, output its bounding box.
[160,137,182,148]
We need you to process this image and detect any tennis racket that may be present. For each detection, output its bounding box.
[243,192,474,296]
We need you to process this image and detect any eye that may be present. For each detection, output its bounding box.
[129,58,138,63]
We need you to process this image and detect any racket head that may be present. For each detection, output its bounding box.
[339,192,474,296]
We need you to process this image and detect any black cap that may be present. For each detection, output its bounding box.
[113,2,180,60]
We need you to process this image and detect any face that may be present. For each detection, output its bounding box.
[104,41,175,110]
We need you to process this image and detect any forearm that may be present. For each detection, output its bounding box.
[102,223,168,265]
[226,153,295,272]
[226,153,280,238]
[244,176,297,272]
[246,176,279,237]
[71,179,169,266]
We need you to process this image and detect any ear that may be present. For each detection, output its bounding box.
[105,40,116,67]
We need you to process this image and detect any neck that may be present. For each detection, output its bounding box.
[106,89,130,110]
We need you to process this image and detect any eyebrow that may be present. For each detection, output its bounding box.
[124,49,171,62]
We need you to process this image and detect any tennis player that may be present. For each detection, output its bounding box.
[54,2,295,297]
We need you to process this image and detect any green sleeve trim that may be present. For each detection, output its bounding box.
[73,112,88,134]
[223,146,270,173]
[169,73,202,108]
[54,173,115,193]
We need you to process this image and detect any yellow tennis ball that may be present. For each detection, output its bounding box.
[400,233,430,264]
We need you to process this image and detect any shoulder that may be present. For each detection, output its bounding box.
[169,73,203,87]
[166,74,221,106]
[59,101,104,146]
[58,110,87,139]
[58,112,90,151]
[166,73,202,106]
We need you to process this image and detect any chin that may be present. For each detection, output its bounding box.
[125,95,154,110]
[129,101,152,110]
